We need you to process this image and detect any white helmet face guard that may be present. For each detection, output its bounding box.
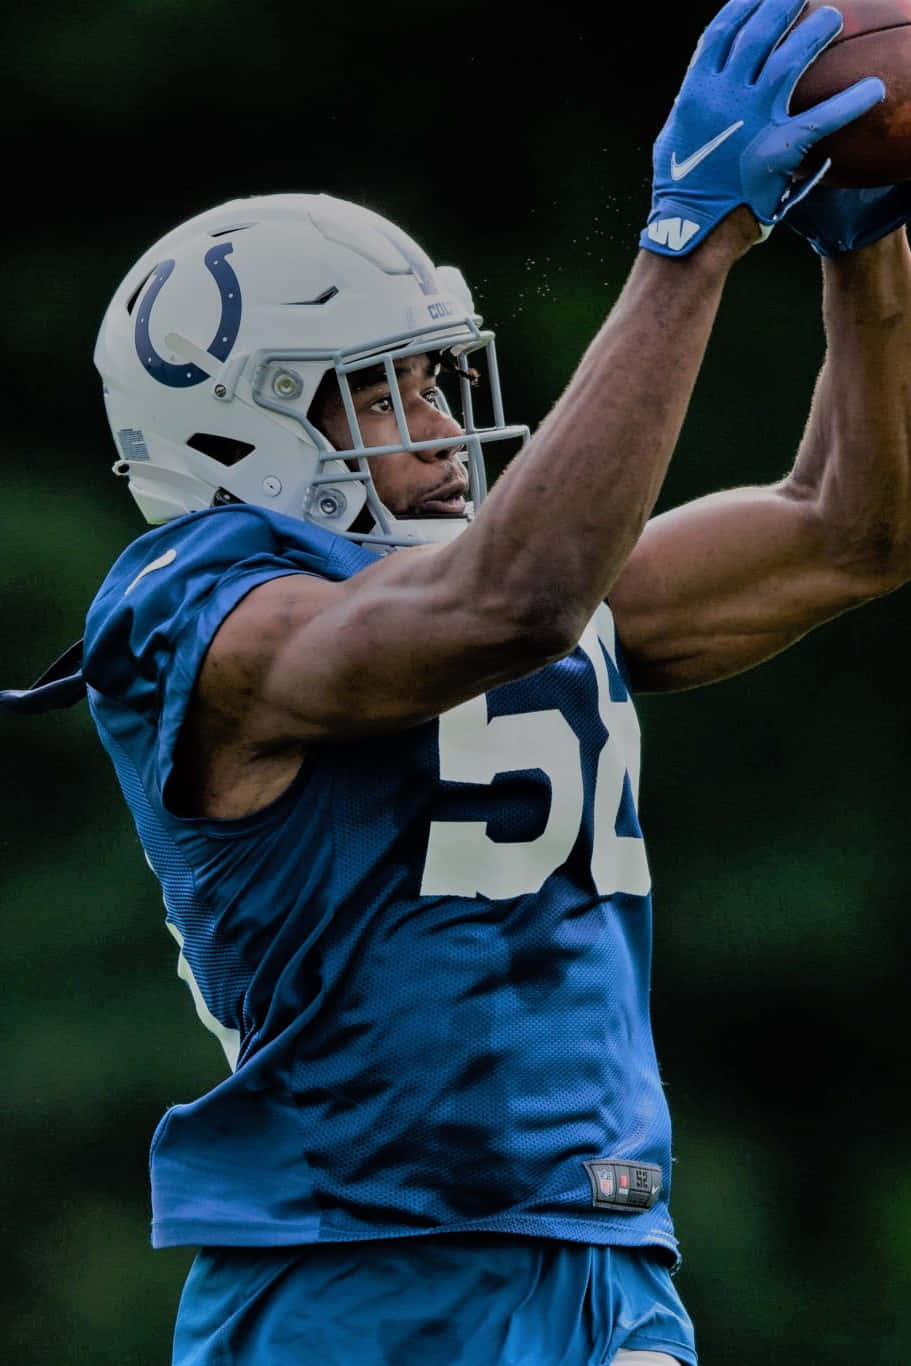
[95,193,529,549]
[252,321,523,548]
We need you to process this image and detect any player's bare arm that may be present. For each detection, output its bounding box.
[191,213,756,752]
[181,0,892,815]
[161,0,892,821]
[180,218,756,816]
[611,225,911,692]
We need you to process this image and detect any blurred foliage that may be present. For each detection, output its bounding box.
[1,0,909,1362]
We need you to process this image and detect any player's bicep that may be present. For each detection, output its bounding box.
[196,571,339,738]
[199,549,556,744]
[610,483,876,692]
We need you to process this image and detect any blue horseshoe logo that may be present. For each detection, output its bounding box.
[134,243,242,387]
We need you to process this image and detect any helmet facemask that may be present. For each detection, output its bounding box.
[255,324,525,549]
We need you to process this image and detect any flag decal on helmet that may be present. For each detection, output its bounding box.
[135,243,242,388]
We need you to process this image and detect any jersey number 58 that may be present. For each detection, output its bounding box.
[420,606,651,901]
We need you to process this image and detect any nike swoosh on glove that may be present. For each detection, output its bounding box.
[785,183,911,256]
[640,0,885,257]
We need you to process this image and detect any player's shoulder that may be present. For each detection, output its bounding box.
[82,505,377,702]
[92,504,371,609]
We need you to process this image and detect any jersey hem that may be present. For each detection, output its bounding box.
[152,1213,679,1263]
[621,1336,697,1366]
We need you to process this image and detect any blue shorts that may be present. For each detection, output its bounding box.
[172,1235,697,1366]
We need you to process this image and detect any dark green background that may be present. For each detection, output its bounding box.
[2,1,908,1361]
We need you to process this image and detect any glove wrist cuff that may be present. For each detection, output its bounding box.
[640,198,770,257]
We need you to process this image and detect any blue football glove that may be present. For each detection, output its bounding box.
[784,183,911,256]
[641,0,886,257]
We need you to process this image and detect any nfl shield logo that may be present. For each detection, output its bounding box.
[583,1158,661,1212]
[597,1167,615,1200]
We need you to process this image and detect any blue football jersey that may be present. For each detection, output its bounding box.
[83,504,678,1264]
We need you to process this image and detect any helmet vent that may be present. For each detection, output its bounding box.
[209,222,256,237]
[186,432,254,466]
[284,286,339,306]
[125,270,155,317]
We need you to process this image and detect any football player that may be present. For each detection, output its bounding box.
[7,0,911,1362]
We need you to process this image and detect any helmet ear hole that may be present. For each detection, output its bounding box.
[186,433,255,467]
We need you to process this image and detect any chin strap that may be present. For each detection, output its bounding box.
[0,640,86,714]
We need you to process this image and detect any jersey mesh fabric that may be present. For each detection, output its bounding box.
[82,504,678,1264]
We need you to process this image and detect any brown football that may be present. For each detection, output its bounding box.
[790,0,911,185]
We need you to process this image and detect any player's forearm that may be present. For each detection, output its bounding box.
[789,229,911,591]
[452,210,759,645]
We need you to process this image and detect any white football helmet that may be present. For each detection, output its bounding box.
[94,193,529,548]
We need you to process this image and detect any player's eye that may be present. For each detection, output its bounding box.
[422,386,443,409]
[367,394,394,415]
